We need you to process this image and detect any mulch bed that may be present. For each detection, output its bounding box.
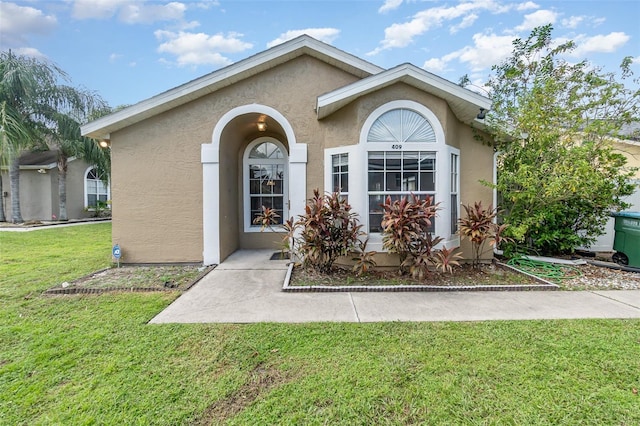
[44,265,214,295]
[284,262,559,292]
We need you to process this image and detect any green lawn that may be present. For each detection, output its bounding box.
[1,223,639,425]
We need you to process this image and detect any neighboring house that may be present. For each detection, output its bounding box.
[0,150,110,222]
[584,125,640,252]
[81,35,494,265]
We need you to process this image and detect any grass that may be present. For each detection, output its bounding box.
[1,223,639,424]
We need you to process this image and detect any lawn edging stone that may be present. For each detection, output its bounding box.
[282,261,559,293]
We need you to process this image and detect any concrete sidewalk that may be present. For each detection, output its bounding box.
[149,250,640,324]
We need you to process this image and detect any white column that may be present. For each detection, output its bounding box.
[288,143,307,220]
[202,143,219,265]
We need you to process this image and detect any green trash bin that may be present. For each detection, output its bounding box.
[611,211,640,268]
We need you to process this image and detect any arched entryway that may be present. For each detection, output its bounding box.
[201,104,307,265]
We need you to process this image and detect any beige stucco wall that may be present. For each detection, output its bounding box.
[110,55,361,263]
[613,140,640,179]
[108,54,494,263]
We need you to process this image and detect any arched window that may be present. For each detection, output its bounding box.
[84,167,109,208]
[243,138,288,230]
[366,108,439,233]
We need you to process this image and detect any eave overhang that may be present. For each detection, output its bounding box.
[316,63,491,128]
[81,35,384,140]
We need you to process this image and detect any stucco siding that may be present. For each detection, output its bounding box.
[110,55,362,263]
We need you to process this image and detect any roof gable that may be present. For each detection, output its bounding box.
[81,35,384,139]
[316,63,491,125]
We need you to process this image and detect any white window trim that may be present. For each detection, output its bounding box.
[355,100,458,252]
[324,145,358,198]
[83,166,110,210]
[243,137,289,233]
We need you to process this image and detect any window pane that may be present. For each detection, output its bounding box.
[403,152,419,170]
[402,172,418,191]
[368,152,384,170]
[368,172,384,191]
[420,156,435,170]
[419,172,435,191]
[386,172,401,191]
[386,152,401,170]
[250,142,283,159]
[88,194,97,207]
[273,180,283,195]
[451,194,458,234]
[341,172,349,192]
[369,214,383,233]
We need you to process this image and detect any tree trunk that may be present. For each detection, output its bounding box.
[58,156,68,221]
[9,156,23,223]
[0,173,6,222]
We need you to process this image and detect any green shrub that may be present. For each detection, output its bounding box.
[458,201,511,267]
[296,190,364,273]
[380,194,446,278]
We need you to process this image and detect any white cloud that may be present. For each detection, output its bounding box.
[155,30,253,67]
[516,1,539,11]
[0,2,57,46]
[514,9,558,31]
[109,53,122,63]
[423,32,515,73]
[450,13,478,34]
[561,15,584,29]
[632,56,640,65]
[72,0,186,24]
[456,32,516,71]
[379,0,403,14]
[120,2,186,24]
[423,50,462,73]
[266,28,340,48]
[12,47,48,59]
[571,32,630,56]
[72,0,130,20]
[368,0,516,55]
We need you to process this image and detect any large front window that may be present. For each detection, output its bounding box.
[325,101,458,251]
[367,151,436,232]
[366,107,438,233]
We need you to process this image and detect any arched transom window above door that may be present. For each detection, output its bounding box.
[244,138,288,231]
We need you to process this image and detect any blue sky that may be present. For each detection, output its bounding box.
[1,0,638,108]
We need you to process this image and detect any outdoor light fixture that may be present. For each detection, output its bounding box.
[99,139,110,148]
[476,108,486,120]
[257,121,267,132]
[37,168,47,174]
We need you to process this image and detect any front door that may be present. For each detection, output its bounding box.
[244,137,288,231]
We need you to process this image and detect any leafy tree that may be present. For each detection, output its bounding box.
[0,50,107,222]
[47,109,109,220]
[481,25,639,255]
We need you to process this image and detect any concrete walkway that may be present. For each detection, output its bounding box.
[149,249,640,324]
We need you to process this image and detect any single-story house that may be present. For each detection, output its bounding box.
[584,126,640,252]
[0,150,109,222]
[81,35,494,265]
